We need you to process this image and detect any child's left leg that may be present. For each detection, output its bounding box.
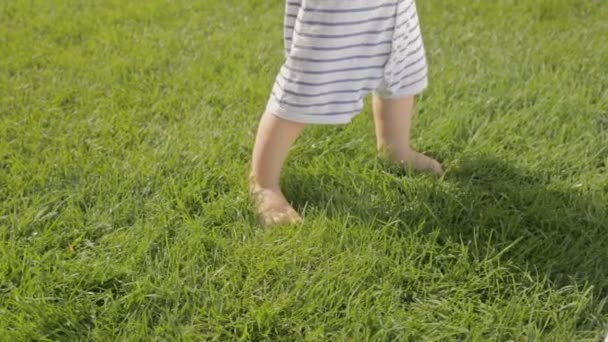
[372,94,443,176]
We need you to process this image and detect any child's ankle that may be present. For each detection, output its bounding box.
[378,144,412,158]
[248,173,280,192]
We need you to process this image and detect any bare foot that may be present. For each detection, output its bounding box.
[383,148,444,176]
[249,184,302,227]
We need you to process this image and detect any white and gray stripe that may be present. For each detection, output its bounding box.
[267,0,428,124]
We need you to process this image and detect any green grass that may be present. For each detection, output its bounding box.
[1,0,608,340]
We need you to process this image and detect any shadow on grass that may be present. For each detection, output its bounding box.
[285,154,608,305]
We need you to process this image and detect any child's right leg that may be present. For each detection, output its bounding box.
[250,111,305,226]
[373,95,444,176]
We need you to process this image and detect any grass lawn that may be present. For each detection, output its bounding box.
[1,0,607,340]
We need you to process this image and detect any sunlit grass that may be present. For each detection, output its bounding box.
[1,0,607,340]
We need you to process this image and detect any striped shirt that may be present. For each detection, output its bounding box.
[266,0,428,124]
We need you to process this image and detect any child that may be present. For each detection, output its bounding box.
[250,0,443,226]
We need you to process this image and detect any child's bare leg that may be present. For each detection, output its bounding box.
[372,95,443,176]
[250,112,305,226]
